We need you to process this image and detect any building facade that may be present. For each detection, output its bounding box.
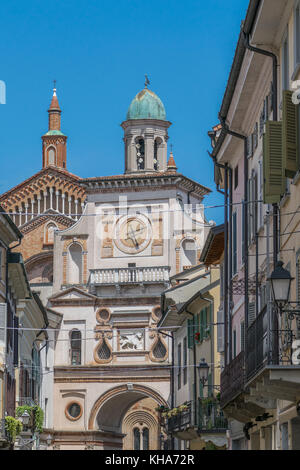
[208,0,300,450]
[0,82,212,449]
[159,259,227,450]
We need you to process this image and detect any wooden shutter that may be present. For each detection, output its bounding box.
[0,303,7,346]
[263,121,284,203]
[282,90,299,178]
[217,309,224,353]
[248,302,256,326]
[187,319,193,349]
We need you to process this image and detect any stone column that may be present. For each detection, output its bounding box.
[37,196,41,215]
[75,199,78,220]
[56,190,59,212]
[62,193,65,214]
[49,187,53,210]
[31,199,34,219]
[68,197,72,217]
[25,203,28,224]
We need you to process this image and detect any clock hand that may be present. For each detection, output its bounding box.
[128,225,139,248]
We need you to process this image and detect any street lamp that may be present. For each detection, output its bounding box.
[20,411,30,429]
[269,261,293,309]
[197,359,209,386]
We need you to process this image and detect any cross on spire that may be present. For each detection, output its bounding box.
[145,74,150,88]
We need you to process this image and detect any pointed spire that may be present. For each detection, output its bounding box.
[167,149,177,172]
[49,80,61,112]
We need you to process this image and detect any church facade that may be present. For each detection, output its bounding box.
[1,82,212,450]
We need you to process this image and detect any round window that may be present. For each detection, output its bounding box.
[66,402,82,420]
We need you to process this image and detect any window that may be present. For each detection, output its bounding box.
[154,139,160,170]
[70,329,81,365]
[181,239,197,270]
[142,428,149,450]
[48,147,56,166]
[133,427,149,450]
[136,138,145,170]
[177,343,181,390]
[45,222,57,244]
[66,402,82,421]
[134,428,140,450]
[183,337,187,385]
[234,165,239,189]
[233,329,237,358]
[282,29,289,91]
[68,243,83,284]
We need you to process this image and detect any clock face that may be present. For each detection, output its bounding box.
[114,215,152,254]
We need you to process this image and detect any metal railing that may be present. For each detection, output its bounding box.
[220,351,245,408]
[89,266,170,285]
[166,404,192,433]
[166,401,227,434]
[197,401,228,432]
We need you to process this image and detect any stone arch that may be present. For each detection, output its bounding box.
[88,384,168,432]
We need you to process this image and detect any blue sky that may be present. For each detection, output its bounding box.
[0,0,249,224]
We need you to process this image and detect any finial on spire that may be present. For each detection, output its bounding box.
[145,74,150,88]
[53,79,57,96]
[167,147,177,172]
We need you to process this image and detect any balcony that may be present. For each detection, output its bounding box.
[245,306,300,404]
[89,266,170,286]
[166,400,227,443]
[220,351,244,409]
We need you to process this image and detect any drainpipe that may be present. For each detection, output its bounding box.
[160,329,174,449]
[228,167,233,362]
[243,32,279,268]
[3,236,22,420]
[243,30,279,374]
[186,310,197,427]
[207,151,228,366]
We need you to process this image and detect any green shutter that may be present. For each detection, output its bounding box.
[263,121,285,203]
[282,90,299,178]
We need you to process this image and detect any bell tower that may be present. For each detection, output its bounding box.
[121,79,171,174]
[42,84,67,169]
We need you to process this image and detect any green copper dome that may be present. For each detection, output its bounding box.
[127,88,166,121]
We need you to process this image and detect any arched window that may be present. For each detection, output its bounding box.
[45,222,57,244]
[154,140,159,170]
[68,243,82,284]
[133,428,140,450]
[154,138,162,170]
[70,329,81,365]
[181,239,197,270]
[136,138,145,170]
[48,147,56,166]
[142,428,149,450]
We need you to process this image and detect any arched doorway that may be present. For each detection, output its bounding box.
[88,384,168,450]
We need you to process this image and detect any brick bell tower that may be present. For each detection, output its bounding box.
[42,84,67,169]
